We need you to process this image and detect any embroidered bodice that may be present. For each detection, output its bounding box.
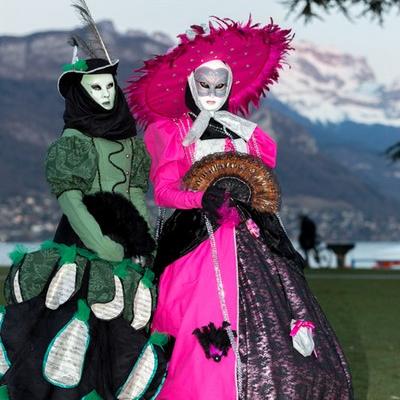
[144,116,277,210]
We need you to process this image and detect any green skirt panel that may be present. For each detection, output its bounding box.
[4,242,155,330]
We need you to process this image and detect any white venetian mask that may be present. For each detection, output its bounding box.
[80,73,116,110]
[188,60,232,112]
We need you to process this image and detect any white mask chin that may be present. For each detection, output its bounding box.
[188,60,232,113]
[80,73,116,110]
[197,95,225,112]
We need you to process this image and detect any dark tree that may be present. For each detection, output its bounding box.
[284,0,400,23]
[386,142,400,162]
[284,0,400,161]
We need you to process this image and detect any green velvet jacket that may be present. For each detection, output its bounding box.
[46,128,151,262]
[4,129,155,323]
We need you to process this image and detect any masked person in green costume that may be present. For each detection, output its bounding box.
[0,3,166,399]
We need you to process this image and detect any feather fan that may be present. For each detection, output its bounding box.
[183,152,281,213]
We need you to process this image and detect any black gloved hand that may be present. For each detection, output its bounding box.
[201,186,227,222]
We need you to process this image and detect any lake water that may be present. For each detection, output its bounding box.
[0,243,41,266]
[1,241,400,269]
[308,241,400,268]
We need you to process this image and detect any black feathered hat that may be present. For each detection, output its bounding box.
[58,58,119,98]
[58,1,119,97]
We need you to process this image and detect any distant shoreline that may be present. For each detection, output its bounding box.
[1,241,400,269]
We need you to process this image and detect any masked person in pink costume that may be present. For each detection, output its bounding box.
[127,18,353,400]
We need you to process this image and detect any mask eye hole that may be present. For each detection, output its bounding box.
[199,82,210,89]
[215,83,225,89]
[106,82,114,89]
[91,84,101,91]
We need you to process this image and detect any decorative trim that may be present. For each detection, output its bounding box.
[131,281,153,330]
[91,276,124,320]
[45,263,78,310]
[0,309,11,378]
[81,390,103,400]
[141,269,155,289]
[41,241,95,262]
[43,301,91,388]
[113,259,143,277]
[109,140,128,192]
[150,372,167,400]
[58,245,77,267]
[233,227,240,400]
[194,139,225,162]
[38,241,145,272]
[0,385,10,400]
[8,245,28,266]
[116,342,158,400]
[193,321,235,362]
[128,137,134,189]
[8,245,27,303]
[204,217,243,394]
[13,270,23,303]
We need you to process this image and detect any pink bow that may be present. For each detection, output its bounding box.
[246,218,260,238]
[290,320,315,337]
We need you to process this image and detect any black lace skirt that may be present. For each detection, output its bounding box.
[155,206,353,399]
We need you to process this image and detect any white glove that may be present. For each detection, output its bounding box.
[290,319,316,357]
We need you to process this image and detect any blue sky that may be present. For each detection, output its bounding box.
[1,0,399,84]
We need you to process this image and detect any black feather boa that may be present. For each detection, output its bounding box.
[193,321,235,362]
[83,192,155,258]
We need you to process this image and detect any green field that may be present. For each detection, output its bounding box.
[0,267,398,399]
[306,269,400,400]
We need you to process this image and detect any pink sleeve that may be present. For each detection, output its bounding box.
[144,119,204,209]
[250,126,277,168]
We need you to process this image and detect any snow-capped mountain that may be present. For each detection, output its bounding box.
[1,24,400,241]
[271,41,400,127]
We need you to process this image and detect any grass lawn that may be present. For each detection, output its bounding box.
[0,266,398,399]
[306,269,400,400]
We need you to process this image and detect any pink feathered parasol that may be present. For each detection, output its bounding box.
[126,17,293,127]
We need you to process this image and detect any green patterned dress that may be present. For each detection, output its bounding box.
[0,128,166,400]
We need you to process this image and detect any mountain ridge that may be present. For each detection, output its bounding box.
[272,41,400,127]
[0,23,399,241]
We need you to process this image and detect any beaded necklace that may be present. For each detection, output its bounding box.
[186,112,244,395]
